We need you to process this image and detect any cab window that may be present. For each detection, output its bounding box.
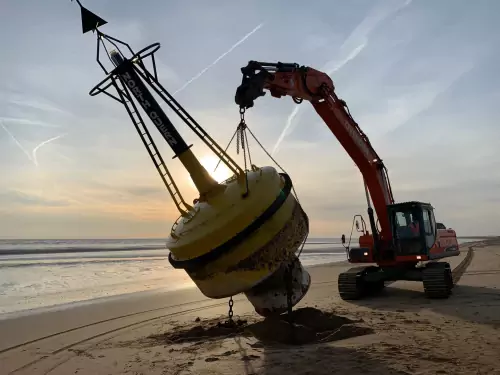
[394,210,419,239]
[396,212,407,227]
[422,209,432,234]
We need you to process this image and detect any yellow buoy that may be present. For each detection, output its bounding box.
[75,3,311,317]
[167,166,310,303]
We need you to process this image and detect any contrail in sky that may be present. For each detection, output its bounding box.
[1,121,33,162]
[270,0,414,156]
[2,120,67,167]
[270,43,366,156]
[173,23,264,95]
[32,134,66,166]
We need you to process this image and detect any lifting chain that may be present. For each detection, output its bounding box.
[237,107,252,174]
[237,108,251,197]
[213,107,253,196]
[216,107,307,339]
[236,108,245,155]
[233,106,303,212]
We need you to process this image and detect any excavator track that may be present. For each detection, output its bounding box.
[338,266,369,300]
[339,262,454,300]
[422,261,453,299]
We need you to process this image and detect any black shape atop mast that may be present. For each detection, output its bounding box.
[70,1,245,214]
[71,0,107,34]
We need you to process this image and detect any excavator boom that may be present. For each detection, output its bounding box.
[235,60,459,301]
[236,61,395,246]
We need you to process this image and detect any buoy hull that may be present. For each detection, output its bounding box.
[188,198,308,298]
[244,255,311,317]
[166,166,309,302]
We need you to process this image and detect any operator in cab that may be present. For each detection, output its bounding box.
[409,220,420,236]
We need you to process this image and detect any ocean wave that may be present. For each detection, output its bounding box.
[0,247,345,269]
[0,245,165,256]
[0,242,344,257]
[0,257,170,269]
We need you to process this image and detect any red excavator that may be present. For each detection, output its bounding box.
[234,61,459,300]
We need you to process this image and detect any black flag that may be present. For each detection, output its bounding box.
[72,0,108,33]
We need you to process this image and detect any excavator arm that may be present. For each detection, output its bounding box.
[235,61,461,300]
[235,61,395,247]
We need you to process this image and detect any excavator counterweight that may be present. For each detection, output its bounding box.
[235,60,459,300]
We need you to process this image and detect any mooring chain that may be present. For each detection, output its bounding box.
[284,261,296,344]
[284,262,294,322]
[227,296,234,326]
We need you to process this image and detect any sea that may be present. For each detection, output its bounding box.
[0,237,483,317]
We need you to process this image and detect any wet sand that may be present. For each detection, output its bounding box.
[1,239,499,374]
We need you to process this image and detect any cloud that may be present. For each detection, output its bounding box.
[1,118,68,168]
[123,185,165,198]
[173,23,264,95]
[0,117,62,129]
[0,190,70,208]
[304,201,367,221]
[104,19,145,52]
[1,121,33,163]
[302,34,331,52]
[322,42,367,75]
[0,0,498,238]
[374,64,476,139]
[32,133,67,166]
[8,97,68,115]
[153,59,181,85]
[356,67,474,138]
[0,210,172,240]
[271,0,414,156]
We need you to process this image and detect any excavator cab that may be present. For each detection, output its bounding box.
[388,201,437,257]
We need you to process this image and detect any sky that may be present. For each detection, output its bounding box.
[0,0,499,239]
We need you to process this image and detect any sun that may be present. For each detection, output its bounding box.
[188,154,234,187]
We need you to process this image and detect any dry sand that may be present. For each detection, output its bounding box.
[1,239,499,375]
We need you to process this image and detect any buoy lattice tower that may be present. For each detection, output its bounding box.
[72,1,311,316]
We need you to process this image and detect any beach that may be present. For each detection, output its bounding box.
[0,239,499,374]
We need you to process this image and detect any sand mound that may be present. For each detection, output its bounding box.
[149,308,373,347]
[247,307,373,345]
[149,317,252,345]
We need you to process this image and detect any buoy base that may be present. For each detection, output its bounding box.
[244,255,311,317]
